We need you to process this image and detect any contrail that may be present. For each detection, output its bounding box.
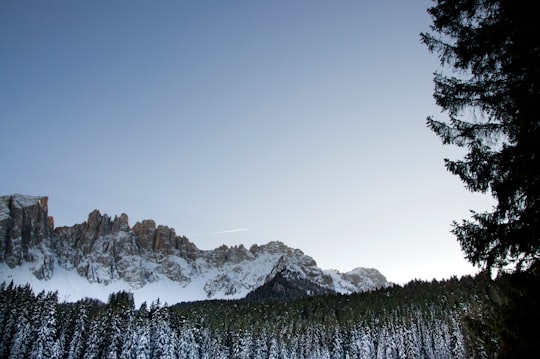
[189,228,249,237]
[210,228,249,235]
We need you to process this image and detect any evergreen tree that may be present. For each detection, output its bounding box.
[0,281,9,349]
[422,0,540,273]
[176,324,199,359]
[104,291,134,359]
[422,1,540,356]
[150,306,175,359]
[0,282,21,357]
[83,309,107,359]
[8,287,33,359]
[330,327,345,359]
[29,291,61,359]
[66,300,92,359]
[9,316,31,359]
[350,327,376,359]
[121,302,151,359]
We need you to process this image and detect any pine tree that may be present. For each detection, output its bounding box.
[8,287,35,359]
[416,317,436,359]
[104,291,134,359]
[422,1,540,355]
[8,317,31,359]
[403,321,422,359]
[350,327,376,359]
[150,306,175,359]
[422,0,540,273]
[267,336,281,359]
[432,319,452,359]
[83,309,107,359]
[0,282,21,357]
[0,281,9,348]
[176,323,199,359]
[195,328,222,359]
[121,302,151,359]
[330,326,345,359]
[29,291,61,359]
[66,300,93,359]
[8,293,33,359]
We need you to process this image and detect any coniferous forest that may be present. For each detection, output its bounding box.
[1,0,538,357]
[0,273,522,359]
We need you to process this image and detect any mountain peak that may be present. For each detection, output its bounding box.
[0,194,389,306]
[0,194,48,220]
[10,193,47,208]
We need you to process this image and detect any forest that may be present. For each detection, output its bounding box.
[0,273,513,359]
[1,0,538,357]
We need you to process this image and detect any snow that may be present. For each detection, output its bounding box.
[0,249,388,307]
[0,214,388,307]
[1,262,229,307]
[0,194,44,221]
[0,248,292,307]
[11,194,44,208]
[324,267,389,293]
[0,195,12,221]
[0,193,390,308]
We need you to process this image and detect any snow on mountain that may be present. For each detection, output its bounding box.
[0,194,389,306]
[324,267,390,293]
[0,194,44,222]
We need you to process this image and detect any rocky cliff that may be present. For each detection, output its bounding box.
[0,194,389,304]
[0,195,54,268]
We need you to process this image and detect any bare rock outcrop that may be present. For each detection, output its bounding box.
[0,194,390,300]
[0,194,54,267]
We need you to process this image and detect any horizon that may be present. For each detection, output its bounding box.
[3,191,488,285]
[0,0,494,285]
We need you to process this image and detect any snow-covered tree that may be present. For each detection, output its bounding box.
[150,306,176,359]
[8,313,32,359]
[66,300,93,359]
[29,291,61,359]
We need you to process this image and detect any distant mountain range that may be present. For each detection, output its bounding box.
[0,194,388,305]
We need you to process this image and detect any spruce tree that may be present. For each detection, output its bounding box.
[421,0,540,273]
[150,306,175,359]
[29,292,60,359]
[7,286,34,359]
[66,300,95,359]
[422,1,540,355]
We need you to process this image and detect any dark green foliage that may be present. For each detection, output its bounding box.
[244,272,334,302]
[496,269,540,358]
[422,1,540,354]
[170,275,492,357]
[421,0,540,273]
[464,267,540,358]
[0,275,512,358]
[0,282,35,359]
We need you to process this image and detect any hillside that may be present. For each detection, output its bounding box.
[0,274,497,358]
[0,194,388,305]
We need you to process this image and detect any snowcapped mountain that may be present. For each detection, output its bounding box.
[0,194,388,306]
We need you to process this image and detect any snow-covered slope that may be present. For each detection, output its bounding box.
[0,194,389,306]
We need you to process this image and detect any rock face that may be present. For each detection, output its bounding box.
[0,194,389,303]
[0,195,54,268]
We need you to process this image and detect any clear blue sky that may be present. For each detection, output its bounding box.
[1,0,493,284]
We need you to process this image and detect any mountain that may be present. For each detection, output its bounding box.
[0,194,388,305]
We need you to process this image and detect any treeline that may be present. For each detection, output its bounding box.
[0,275,499,358]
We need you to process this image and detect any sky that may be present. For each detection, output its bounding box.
[0,0,494,284]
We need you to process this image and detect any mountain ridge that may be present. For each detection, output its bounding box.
[0,194,388,305]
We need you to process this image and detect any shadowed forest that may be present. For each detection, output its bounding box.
[3,273,535,359]
[1,0,539,357]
